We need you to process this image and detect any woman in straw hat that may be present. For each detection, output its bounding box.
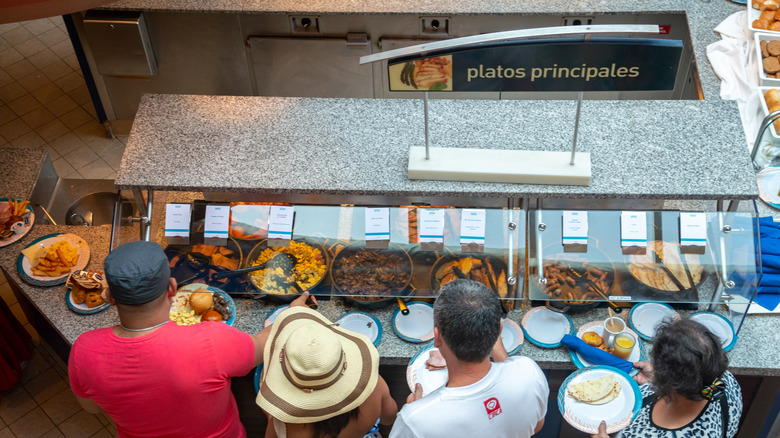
[257,305,398,438]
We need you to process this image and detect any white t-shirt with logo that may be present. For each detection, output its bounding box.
[389,356,549,438]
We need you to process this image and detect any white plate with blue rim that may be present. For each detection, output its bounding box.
[501,318,524,355]
[691,311,737,351]
[558,365,642,434]
[335,311,382,346]
[17,233,90,287]
[264,304,290,328]
[392,302,434,343]
[65,271,109,315]
[628,302,679,341]
[0,197,34,248]
[521,306,573,348]
[254,363,264,393]
[173,283,236,326]
[570,320,647,376]
[406,344,448,397]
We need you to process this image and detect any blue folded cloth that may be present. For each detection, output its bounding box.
[755,286,780,310]
[560,334,634,374]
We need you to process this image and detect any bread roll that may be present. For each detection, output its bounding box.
[766,89,780,108]
[761,0,780,11]
[755,19,769,29]
[762,9,776,21]
[189,290,213,314]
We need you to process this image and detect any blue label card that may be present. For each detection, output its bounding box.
[204,204,230,243]
[562,211,588,245]
[460,209,486,251]
[165,203,192,239]
[680,212,707,254]
[268,206,294,241]
[620,211,647,248]
[419,209,445,244]
[365,208,390,241]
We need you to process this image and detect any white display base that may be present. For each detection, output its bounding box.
[407,147,591,186]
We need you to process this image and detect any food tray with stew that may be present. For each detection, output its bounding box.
[330,241,413,308]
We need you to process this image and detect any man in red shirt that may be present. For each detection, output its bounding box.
[68,241,312,438]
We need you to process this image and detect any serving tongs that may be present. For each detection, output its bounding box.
[563,265,620,311]
[652,219,687,292]
[210,252,317,308]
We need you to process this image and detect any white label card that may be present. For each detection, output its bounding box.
[562,211,588,245]
[620,211,647,247]
[419,209,445,243]
[268,206,294,240]
[165,204,192,238]
[680,212,707,247]
[204,205,230,239]
[365,208,390,241]
[460,209,486,245]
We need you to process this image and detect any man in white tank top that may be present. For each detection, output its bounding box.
[390,280,548,438]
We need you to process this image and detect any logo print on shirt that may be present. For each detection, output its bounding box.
[484,397,502,419]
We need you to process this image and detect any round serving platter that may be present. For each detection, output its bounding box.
[691,311,737,351]
[570,320,647,376]
[521,306,573,348]
[392,302,434,343]
[628,302,679,341]
[406,344,448,396]
[172,283,236,326]
[264,304,290,328]
[335,311,382,346]
[558,365,642,434]
[501,318,524,355]
[65,273,109,315]
[17,233,90,287]
[0,198,34,248]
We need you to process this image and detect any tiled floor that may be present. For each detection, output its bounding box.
[0,272,118,437]
[1,15,126,438]
[0,16,127,179]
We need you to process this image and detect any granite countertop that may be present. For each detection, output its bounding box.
[0,146,48,201]
[99,0,744,101]
[117,95,757,200]
[2,232,774,378]
[0,222,776,375]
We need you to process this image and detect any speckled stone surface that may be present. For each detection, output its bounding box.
[99,0,744,101]
[2,221,776,373]
[0,146,47,200]
[0,226,116,345]
[117,95,757,199]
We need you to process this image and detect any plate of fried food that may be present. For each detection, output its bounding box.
[65,270,109,314]
[17,233,89,286]
[0,198,34,247]
[557,365,642,434]
[170,283,235,326]
[407,344,448,396]
[571,320,647,374]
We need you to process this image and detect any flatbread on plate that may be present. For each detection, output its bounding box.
[567,374,617,403]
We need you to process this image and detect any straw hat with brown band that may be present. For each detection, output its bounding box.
[256,307,379,423]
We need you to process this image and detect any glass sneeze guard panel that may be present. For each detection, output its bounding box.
[528,208,759,334]
[164,203,525,307]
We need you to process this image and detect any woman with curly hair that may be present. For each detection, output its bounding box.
[591,317,742,438]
